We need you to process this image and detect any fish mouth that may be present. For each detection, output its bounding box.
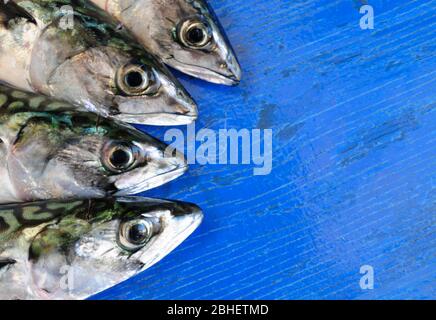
[113,111,197,126]
[114,165,188,196]
[133,203,204,270]
[167,57,242,86]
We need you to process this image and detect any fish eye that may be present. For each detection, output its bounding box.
[129,222,149,244]
[118,218,155,252]
[178,19,212,48]
[125,71,144,88]
[116,64,160,96]
[102,141,140,173]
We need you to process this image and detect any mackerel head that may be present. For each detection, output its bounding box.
[0,0,197,125]
[0,197,203,299]
[91,0,242,85]
[0,85,187,203]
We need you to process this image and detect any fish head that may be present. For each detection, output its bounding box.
[30,18,197,125]
[6,112,187,201]
[28,198,203,299]
[48,46,197,125]
[139,0,241,85]
[100,118,188,196]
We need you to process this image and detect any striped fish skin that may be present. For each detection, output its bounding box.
[91,0,242,85]
[0,197,203,300]
[0,85,187,204]
[0,0,197,126]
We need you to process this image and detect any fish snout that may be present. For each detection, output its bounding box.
[170,200,203,218]
[171,87,199,123]
[152,73,198,125]
[219,51,242,86]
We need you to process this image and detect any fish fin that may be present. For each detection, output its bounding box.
[0,1,37,27]
[0,258,16,270]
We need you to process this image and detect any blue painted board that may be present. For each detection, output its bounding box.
[92,0,435,299]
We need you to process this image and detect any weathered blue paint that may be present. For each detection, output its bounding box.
[92,0,435,299]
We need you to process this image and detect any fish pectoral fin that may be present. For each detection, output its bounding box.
[0,258,16,270]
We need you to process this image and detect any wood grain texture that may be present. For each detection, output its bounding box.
[92,0,436,299]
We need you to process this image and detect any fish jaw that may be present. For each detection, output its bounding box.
[166,51,242,86]
[113,112,197,126]
[131,201,204,270]
[114,165,188,196]
[112,71,198,126]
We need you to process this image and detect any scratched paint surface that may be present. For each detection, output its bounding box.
[92,0,435,299]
